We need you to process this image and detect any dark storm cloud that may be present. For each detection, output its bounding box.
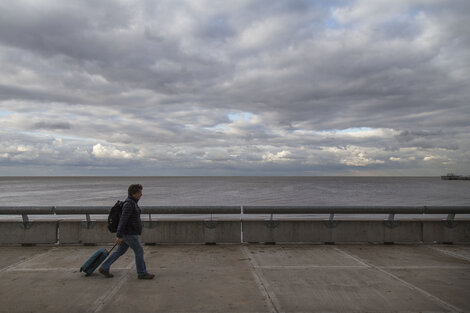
[0,1,135,62]
[0,0,469,175]
[0,84,83,104]
[32,121,72,130]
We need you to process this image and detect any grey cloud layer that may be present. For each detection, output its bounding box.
[0,0,469,175]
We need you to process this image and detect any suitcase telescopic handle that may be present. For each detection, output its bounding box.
[109,243,118,254]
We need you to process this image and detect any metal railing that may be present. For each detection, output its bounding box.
[1,205,469,229]
[2,205,469,215]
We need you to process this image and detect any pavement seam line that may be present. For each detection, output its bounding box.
[88,259,135,313]
[241,246,281,313]
[88,245,151,313]
[7,267,79,272]
[0,246,59,273]
[256,265,368,269]
[377,265,470,269]
[4,267,139,272]
[427,246,470,262]
[332,246,371,268]
[334,246,463,313]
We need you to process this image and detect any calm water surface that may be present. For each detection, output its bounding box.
[0,176,469,206]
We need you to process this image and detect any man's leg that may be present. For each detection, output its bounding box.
[122,235,147,276]
[100,241,129,272]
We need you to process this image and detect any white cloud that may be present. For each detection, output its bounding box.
[17,145,31,152]
[52,138,63,146]
[92,144,134,159]
[325,146,386,167]
[316,127,399,138]
[423,155,442,161]
[236,16,285,49]
[262,150,292,162]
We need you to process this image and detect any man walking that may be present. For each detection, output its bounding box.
[99,184,155,280]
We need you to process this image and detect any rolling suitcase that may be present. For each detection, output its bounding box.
[80,244,117,276]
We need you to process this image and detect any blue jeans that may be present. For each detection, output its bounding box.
[101,235,147,276]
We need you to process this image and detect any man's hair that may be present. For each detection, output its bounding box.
[128,184,143,196]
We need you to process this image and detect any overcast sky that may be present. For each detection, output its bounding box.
[0,0,469,176]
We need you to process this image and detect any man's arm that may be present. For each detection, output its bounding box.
[116,201,133,240]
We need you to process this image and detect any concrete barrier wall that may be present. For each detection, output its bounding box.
[423,221,470,243]
[242,220,424,243]
[0,219,469,244]
[0,221,57,244]
[59,221,116,244]
[141,220,241,244]
[58,220,241,244]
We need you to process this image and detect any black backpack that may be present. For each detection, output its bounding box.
[107,200,125,233]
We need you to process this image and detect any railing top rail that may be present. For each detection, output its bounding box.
[0,207,55,214]
[243,206,470,214]
[0,205,469,215]
[54,206,241,214]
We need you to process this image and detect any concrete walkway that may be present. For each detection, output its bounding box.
[0,244,469,313]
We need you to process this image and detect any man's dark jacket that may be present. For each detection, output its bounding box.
[116,195,142,238]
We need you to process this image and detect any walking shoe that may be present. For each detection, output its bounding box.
[138,273,155,280]
[99,268,114,278]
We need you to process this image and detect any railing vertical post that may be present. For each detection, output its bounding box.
[445,213,457,228]
[264,211,279,229]
[81,213,95,229]
[21,213,32,229]
[325,213,338,228]
[240,205,244,243]
[384,213,399,228]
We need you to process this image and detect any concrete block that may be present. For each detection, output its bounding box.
[203,220,241,244]
[423,221,470,243]
[58,221,115,244]
[141,221,205,243]
[0,221,57,244]
[141,220,241,244]
[242,220,332,243]
[331,221,383,243]
[383,221,423,243]
[243,220,424,243]
[332,221,422,243]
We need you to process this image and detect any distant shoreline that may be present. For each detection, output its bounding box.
[441,174,470,180]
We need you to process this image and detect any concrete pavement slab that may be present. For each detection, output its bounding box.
[0,270,130,313]
[12,245,134,272]
[99,245,270,313]
[428,245,470,262]
[243,244,464,312]
[259,266,455,312]
[245,244,365,267]
[0,246,50,270]
[389,268,470,312]
[0,244,469,313]
[338,244,470,267]
[334,245,469,312]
